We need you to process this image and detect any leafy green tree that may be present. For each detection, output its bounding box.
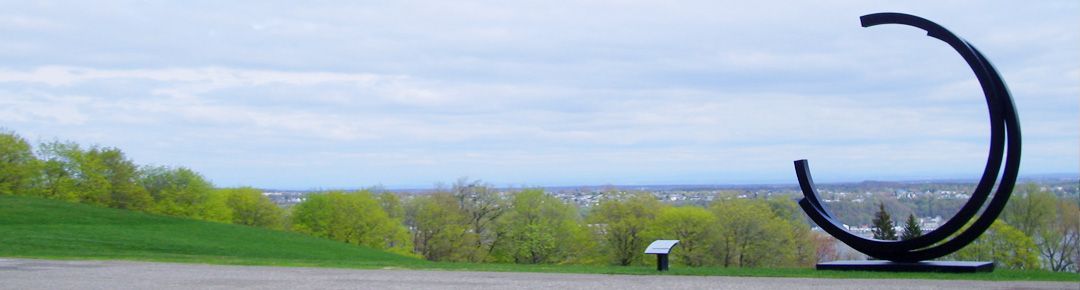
[449,178,508,262]
[201,189,233,222]
[871,202,897,240]
[33,141,150,211]
[953,220,1040,270]
[589,191,664,266]
[645,206,715,266]
[1037,197,1079,272]
[0,131,39,196]
[73,147,112,206]
[1003,183,1057,237]
[140,166,229,222]
[901,213,922,241]
[766,196,804,223]
[290,190,413,255]
[405,192,475,261]
[220,187,284,229]
[35,141,80,201]
[97,147,152,211]
[378,192,405,221]
[709,198,796,267]
[35,141,111,205]
[766,197,816,267]
[493,189,593,264]
[1000,183,1073,271]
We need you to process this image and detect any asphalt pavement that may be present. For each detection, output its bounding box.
[0,258,1075,290]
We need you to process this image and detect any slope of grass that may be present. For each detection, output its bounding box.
[2,195,1076,282]
[0,195,427,268]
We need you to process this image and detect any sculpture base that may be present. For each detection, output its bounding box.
[817,260,993,273]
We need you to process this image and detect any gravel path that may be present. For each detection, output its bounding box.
[0,258,1075,290]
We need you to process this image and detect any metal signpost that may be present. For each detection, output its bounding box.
[644,240,680,271]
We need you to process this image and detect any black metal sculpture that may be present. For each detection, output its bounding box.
[796,12,1021,271]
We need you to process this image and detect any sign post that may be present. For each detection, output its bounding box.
[644,240,679,271]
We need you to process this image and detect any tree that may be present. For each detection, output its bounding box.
[589,191,664,266]
[140,166,229,222]
[709,198,796,267]
[1002,183,1057,237]
[871,202,897,240]
[952,220,1040,270]
[901,213,922,241]
[290,190,412,255]
[766,196,817,267]
[0,130,39,196]
[35,141,80,201]
[377,192,405,221]
[220,187,285,229]
[201,189,233,222]
[645,206,715,266]
[493,189,592,264]
[32,141,149,211]
[74,147,113,206]
[812,232,839,263]
[97,147,152,211]
[765,196,804,223]
[405,192,475,261]
[449,178,507,262]
[1001,183,1075,272]
[1037,198,1079,272]
[35,141,112,205]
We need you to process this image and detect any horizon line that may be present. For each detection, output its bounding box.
[253,173,1079,192]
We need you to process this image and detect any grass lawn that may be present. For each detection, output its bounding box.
[2,195,1076,282]
[0,194,427,268]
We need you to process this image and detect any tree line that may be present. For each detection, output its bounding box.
[1,130,815,267]
[2,130,1075,271]
[397,179,820,267]
[866,183,1080,272]
[1,130,286,229]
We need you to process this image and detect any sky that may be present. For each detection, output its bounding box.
[0,1,1076,190]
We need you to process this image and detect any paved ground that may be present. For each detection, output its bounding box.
[0,258,1075,290]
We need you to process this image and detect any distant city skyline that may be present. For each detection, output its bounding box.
[1,1,1077,190]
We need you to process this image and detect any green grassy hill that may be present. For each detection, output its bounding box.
[2,195,1076,282]
[0,195,426,268]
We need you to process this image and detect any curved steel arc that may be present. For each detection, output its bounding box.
[887,46,1021,262]
[795,12,1021,262]
[859,13,1007,251]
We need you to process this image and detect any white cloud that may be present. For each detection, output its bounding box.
[0,1,1075,188]
[0,91,90,125]
[0,66,387,87]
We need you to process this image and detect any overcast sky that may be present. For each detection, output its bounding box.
[1,1,1076,189]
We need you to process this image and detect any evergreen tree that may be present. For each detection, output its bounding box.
[871,202,897,240]
[901,213,922,240]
